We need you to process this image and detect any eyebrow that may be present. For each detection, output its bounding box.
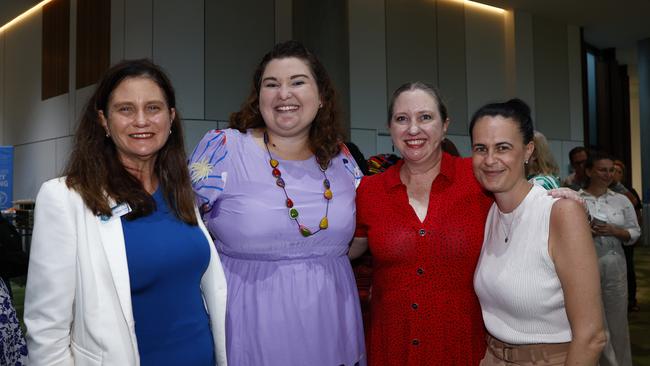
[262,74,311,83]
[111,100,166,107]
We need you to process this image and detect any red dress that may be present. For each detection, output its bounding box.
[355,153,493,365]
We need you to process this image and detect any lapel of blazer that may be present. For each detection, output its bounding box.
[94,203,136,333]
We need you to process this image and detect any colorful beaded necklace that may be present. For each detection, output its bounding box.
[263,131,332,237]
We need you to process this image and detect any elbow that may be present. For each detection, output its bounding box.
[581,328,607,355]
[572,325,607,357]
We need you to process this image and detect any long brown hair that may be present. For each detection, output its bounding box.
[229,40,344,165]
[64,59,197,225]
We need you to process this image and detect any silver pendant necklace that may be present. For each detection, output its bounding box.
[498,211,515,244]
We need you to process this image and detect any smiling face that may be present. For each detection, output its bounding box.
[258,57,321,139]
[389,89,449,166]
[587,158,614,189]
[471,115,534,194]
[99,76,174,168]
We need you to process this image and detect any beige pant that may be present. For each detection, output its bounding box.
[479,334,569,366]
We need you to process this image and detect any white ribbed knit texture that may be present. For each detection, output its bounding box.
[474,185,571,344]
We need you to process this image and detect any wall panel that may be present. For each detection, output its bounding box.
[385,0,437,96]
[437,0,468,135]
[204,0,274,121]
[350,128,376,159]
[42,0,70,99]
[567,25,583,141]
[124,0,153,59]
[513,10,535,115]
[533,17,570,140]
[4,13,69,146]
[110,0,125,63]
[76,0,110,89]
[465,8,507,118]
[294,0,350,133]
[183,119,218,156]
[14,140,57,200]
[348,0,387,130]
[153,0,204,120]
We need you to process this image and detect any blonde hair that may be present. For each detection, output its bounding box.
[527,131,559,177]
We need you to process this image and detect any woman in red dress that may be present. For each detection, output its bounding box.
[351,82,493,365]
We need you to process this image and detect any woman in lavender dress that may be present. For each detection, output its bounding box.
[189,41,365,366]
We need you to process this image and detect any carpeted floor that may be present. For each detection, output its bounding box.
[630,245,650,365]
[8,247,650,363]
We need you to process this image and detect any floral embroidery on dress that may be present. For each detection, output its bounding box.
[0,279,28,366]
[189,157,215,183]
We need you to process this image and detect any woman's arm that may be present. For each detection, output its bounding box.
[24,180,77,365]
[549,199,606,365]
[591,197,640,244]
[348,237,368,260]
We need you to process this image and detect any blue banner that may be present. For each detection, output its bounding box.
[0,146,14,210]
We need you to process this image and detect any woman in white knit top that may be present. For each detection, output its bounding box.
[469,99,606,365]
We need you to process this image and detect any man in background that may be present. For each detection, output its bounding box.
[563,146,589,191]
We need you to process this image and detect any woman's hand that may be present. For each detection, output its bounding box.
[591,222,631,241]
[548,187,588,214]
[348,237,368,260]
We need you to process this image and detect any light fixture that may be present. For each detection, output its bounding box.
[445,0,506,15]
[0,0,54,34]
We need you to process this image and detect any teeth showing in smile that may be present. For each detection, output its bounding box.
[130,133,153,138]
[276,105,298,112]
[405,139,425,147]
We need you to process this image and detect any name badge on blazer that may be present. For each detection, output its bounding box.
[100,203,132,221]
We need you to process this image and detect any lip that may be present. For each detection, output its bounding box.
[481,169,504,178]
[275,104,299,112]
[129,133,154,139]
[403,139,427,148]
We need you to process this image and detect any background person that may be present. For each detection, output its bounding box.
[0,277,27,365]
[563,146,589,191]
[580,152,640,366]
[471,99,605,365]
[526,130,561,190]
[24,59,227,366]
[611,159,642,312]
[189,40,365,366]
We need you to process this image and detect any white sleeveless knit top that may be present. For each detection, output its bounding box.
[473,185,571,344]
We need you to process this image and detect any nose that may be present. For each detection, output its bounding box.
[279,84,292,100]
[133,109,149,127]
[484,149,497,165]
[407,120,419,135]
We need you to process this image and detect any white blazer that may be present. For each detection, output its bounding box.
[24,178,228,366]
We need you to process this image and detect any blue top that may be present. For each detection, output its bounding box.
[122,188,214,366]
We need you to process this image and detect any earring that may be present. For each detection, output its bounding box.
[169,129,172,135]
[524,160,528,165]
[319,102,323,108]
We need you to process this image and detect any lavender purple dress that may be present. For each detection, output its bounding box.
[189,129,366,366]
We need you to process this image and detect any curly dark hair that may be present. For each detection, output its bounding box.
[64,59,197,224]
[229,40,344,165]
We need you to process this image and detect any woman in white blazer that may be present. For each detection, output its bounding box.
[24,59,227,366]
